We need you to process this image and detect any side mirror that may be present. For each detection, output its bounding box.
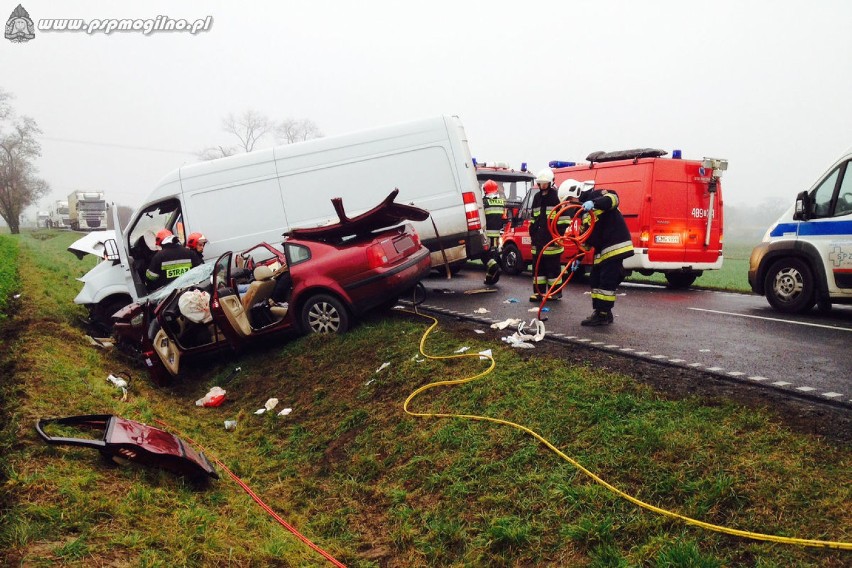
[104,238,121,262]
[793,191,811,221]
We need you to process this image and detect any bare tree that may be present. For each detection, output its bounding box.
[275,118,323,145]
[0,88,49,234]
[197,144,238,161]
[197,109,273,160]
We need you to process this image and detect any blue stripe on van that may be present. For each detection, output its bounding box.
[769,220,852,238]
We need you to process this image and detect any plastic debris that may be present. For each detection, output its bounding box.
[107,374,128,389]
[478,349,492,360]
[464,288,497,295]
[277,408,293,417]
[504,298,519,303]
[254,408,266,415]
[264,398,279,411]
[491,318,521,330]
[196,386,226,407]
[502,335,535,349]
[473,307,490,314]
[365,378,376,386]
[375,362,390,373]
[86,335,114,349]
[224,420,237,431]
[473,329,485,334]
[454,346,470,353]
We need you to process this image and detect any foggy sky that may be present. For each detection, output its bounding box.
[4,0,851,219]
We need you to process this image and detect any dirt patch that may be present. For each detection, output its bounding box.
[429,313,852,447]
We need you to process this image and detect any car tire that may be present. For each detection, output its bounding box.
[301,294,350,334]
[92,294,133,334]
[665,271,699,289]
[764,257,815,313]
[501,243,525,275]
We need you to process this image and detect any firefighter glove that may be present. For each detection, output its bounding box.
[582,200,594,211]
[570,259,581,272]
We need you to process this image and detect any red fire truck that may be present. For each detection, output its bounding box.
[499,149,728,288]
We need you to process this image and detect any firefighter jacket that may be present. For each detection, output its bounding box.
[145,243,201,291]
[582,189,634,264]
[530,187,563,254]
[482,195,506,238]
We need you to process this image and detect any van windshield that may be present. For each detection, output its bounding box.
[128,199,182,247]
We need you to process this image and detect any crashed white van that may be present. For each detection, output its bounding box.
[71,115,487,327]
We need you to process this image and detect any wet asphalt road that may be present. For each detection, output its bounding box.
[415,268,852,409]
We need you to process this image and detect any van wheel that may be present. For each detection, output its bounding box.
[92,295,133,334]
[501,244,525,275]
[665,271,699,289]
[301,294,350,334]
[764,258,815,313]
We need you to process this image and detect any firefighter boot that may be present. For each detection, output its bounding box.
[484,263,501,286]
[581,311,614,326]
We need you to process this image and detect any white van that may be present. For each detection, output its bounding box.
[72,115,487,326]
[748,148,852,313]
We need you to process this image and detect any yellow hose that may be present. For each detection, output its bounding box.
[403,311,851,550]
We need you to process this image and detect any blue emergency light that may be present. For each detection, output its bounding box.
[521,162,527,172]
[472,157,478,167]
[672,149,682,159]
[548,160,576,168]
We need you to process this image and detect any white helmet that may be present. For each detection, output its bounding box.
[578,180,596,201]
[558,179,583,201]
[535,168,555,185]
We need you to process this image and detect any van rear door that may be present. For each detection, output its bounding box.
[682,161,723,264]
[646,160,691,264]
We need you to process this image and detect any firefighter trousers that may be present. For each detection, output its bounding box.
[589,259,626,313]
[484,236,502,284]
[532,248,563,296]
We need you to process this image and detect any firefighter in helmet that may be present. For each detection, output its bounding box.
[529,168,565,302]
[186,232,208,265]
[145,234,202,291]
[575,181,634,326]
[481,179,504,285]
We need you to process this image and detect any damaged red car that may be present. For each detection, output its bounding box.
[113,190,431,384]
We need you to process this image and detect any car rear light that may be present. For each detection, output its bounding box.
[410,230,420,249]
[640,229,650,243]
[367,243,388,268]
[462,191,482,230]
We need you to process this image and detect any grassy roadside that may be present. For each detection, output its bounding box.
[0,231,849,566]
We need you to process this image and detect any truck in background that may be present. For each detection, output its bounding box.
[70,115,488,327]
[47,200,70,229]
[748,148,852,313]
[68,190,107,231]
[36,210,50,228]
[500,149,728,289]
[474,160,536,202]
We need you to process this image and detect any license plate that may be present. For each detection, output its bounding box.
[654,234,681,244]
[394,236,414,253]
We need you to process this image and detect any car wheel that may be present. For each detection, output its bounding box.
[301,294,350,334]
[92,294,132,334]
[501,243,525,275]
[665,271,699,289]
[764,257,815,313]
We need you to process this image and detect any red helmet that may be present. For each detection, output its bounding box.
[187,232,208,250]
[155,229,173,247]
[483,180,499,195]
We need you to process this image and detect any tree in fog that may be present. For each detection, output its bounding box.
[275,118,322,144]
[199,110,322,160]
[0,88,49,234]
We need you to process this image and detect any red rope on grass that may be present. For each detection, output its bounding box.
[154,418,346,567]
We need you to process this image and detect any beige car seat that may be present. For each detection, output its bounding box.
[241,265,277,312]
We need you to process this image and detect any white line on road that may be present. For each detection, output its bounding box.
[687,308,852,331]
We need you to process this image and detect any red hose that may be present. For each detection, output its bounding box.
[531,202,596,320]
[154,418,346,567]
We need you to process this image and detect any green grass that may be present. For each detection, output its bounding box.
[625,240,756,292]
[0,231,849,566]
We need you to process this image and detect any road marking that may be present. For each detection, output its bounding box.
[688,308,852,332]
[689,363,703,367]
[706,366,724,372]
[652,355,668,359]
[749,376,769,381]
[772,381,792,386]
[728,371,746,377]
[635,351,650,355]
[604,344,619,348]
[796,386,816,392]
[620,347,634,352]
[669,358,685,363]
[823,392,842,398]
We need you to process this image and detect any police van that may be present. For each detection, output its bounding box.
[748,149,852,313]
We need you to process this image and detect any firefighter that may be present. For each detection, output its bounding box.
[481,179,504,285]
[529,168,565,302]
[186,232,208,265]
[145,234,201,291]
[576,181,634,326]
